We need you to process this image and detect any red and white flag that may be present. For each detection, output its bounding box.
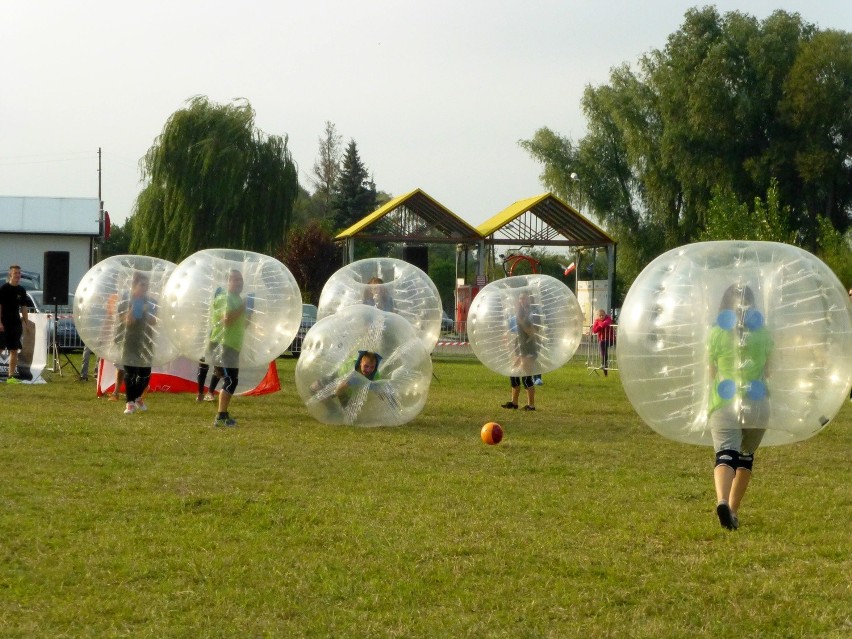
[561,262,576,276]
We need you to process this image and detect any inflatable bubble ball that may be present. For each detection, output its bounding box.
[161,249,302,368]
[316,257,443,351]
[74,255,180,367]
[295,304,433,426]
[618,241,852,447]
[467,274,584,377]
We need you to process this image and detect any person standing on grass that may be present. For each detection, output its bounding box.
[0,265,30,383]
[708,284,773,531]
[591,308,615,376]
[115,272,157,415]
[502,291,538,411]
[207,269,253,427]
[79,344,94,381]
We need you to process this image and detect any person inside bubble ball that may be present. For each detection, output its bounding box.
[502,291,539,410]
[335,350,383,403]
[708,284,773,531]
[363,277,395,312]
[207,269,253,427]
[115,272,156,415]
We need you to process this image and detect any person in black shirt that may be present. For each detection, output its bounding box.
[0,265,30,381]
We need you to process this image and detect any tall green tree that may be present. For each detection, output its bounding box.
[521,7,851,284]
[332,139,376,231]
[101,220,132,258]
[131,96,299,261]
[699,180,795,243]
[311,121,343,223]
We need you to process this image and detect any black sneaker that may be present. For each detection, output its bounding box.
[522,405,536,411]
[501,402,518,409]
[716,502,736,530]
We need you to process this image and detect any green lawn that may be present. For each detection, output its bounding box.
[1,356,849,638]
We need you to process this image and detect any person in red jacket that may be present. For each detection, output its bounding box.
[591,308,615,376]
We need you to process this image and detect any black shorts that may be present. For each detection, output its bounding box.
[0,325,23,351]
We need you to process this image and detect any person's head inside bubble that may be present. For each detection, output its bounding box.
[354,350,382,380]
[716,283,763,332]
[227,269,244,295]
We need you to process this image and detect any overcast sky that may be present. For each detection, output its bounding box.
[1,1,849,228]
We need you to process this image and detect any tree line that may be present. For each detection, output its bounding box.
[520,6,850,295]
[107,7,850,307]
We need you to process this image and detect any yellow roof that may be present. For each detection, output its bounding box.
[335,189,481,241]
[476,193,614,246]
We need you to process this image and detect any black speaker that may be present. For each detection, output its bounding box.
[43,251,70,305]
[402,245,428,273]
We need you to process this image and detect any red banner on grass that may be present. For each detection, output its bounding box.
[96,357,280,397]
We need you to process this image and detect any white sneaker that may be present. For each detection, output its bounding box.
[135,399,148,412]
[203,392,216,402]
[124,402,137,415]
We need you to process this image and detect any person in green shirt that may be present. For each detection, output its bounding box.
[708,284,773,531]
[208,269,253,427]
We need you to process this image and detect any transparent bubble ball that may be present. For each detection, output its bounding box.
[295,305,433,426]
[161,249,302,368]
[317,257,443,351]
[467,274,584,377]
[73,255,180,367]
[618,241,852,447]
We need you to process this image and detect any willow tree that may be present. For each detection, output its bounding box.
[130,96,299,261]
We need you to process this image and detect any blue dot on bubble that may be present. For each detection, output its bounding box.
[717,379,736,400]
[747,379,767,400]
[744,308,764,330]
[717,310,736,330]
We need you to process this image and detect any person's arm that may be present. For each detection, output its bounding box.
[19,292,28,323]
[19,307,30,332]
[222,296,246,326]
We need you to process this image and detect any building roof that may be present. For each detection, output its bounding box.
[476,193,614,247]
[0,196,100,236]
[335,189,481,244]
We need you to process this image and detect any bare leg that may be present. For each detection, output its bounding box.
[714,464,735,504]
[526,386,535,408]
[218,390,233,414]
[510,386,520,405]
[714,464,737,529]
[729,469,752,514]
[8,350,18,377]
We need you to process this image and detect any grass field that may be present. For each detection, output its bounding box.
[1,355,850,638]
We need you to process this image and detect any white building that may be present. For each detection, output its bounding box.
[0,196,101,294]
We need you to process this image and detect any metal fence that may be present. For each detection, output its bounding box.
[51,313,85,352]
[432,320,473,357]
[582,324,618,374]
[287,317,621,366]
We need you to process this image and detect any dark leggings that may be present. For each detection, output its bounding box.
[599,339,611,369]
[197,362,223,395]
[124,366,151,403]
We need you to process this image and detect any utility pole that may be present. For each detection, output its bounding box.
[95,147,103,266]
